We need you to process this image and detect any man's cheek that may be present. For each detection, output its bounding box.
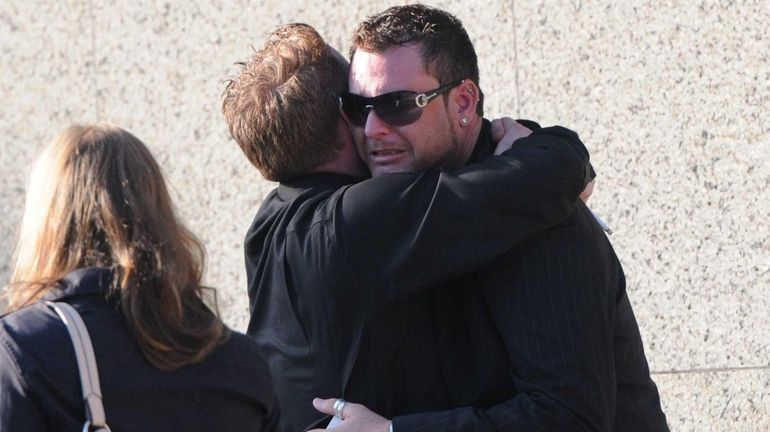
[351,127,366,153]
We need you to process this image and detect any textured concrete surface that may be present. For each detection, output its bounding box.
[513,0,770,375]
[0,2,98,291]
[655,369,770,431]
[2,1,768,429]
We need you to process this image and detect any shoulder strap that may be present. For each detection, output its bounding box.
[46,301,111,432]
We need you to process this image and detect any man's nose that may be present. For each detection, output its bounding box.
[364,110,391,140]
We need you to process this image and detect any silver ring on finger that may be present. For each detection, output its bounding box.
[333,399,347,418]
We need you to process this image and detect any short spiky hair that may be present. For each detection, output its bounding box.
[351,4,483,115]
[222,23,348,181]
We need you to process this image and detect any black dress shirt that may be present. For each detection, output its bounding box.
[0,267,279,432]
[391,123,669,431]
[244,126,591,431]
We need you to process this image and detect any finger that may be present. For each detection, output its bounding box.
[580,179,596,202]
[490,119,503,142]
[490,117,515,142]
[313,397,337,416]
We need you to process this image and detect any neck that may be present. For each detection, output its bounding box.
[458,116,484,165]
[310,142,367,179]
[309,119,368,178]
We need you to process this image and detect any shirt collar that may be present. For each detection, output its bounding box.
[278,172,362,200]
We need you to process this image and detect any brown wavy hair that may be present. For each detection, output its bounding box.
[5,124,228,370]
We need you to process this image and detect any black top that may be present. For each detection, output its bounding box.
[244,123,591,431]
[391,123,669,431]
[0,267,279,432]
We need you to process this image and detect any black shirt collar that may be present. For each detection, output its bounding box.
[278,172,361,200]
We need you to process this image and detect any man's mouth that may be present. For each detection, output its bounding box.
[370,149,405,157]
[364,141,410,171]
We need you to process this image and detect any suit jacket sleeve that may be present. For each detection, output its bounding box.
[339,126,592,304]
[391,206,620,432]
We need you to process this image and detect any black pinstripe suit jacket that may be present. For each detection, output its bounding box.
[391,123,669,431]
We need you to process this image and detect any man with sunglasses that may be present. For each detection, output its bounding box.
[310,4,668,432]
[222,23,593,432]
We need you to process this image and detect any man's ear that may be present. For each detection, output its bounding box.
[451,79,480,124]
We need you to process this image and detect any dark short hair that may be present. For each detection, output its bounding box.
[351,4,483,115]
[222,23,348,181]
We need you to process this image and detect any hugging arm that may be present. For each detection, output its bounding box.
[340,126,593,303]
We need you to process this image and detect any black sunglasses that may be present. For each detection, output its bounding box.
[339,80,463,127]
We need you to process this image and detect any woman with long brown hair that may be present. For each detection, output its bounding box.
[0,124,278,431]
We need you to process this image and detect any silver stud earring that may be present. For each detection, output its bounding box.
[461,117,469,126]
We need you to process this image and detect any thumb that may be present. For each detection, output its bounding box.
[490,118,505,142]
[313,397,337,416]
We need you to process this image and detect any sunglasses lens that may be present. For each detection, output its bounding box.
[340,91,424,127]
[340,93,368,127]
[374,92,422,126]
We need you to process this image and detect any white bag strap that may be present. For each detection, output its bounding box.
[46,301,111,432]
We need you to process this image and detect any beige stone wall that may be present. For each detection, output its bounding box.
[2,1,768,429]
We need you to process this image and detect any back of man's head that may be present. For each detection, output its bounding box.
[350,4,483,116]
[222,23,348,182]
